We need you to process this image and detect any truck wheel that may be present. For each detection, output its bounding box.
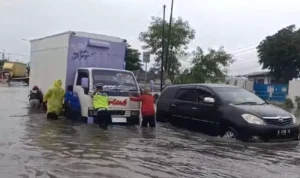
[25,79,29,85]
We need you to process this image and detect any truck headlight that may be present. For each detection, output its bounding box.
[291,114,297,124]
[242,114,266,125]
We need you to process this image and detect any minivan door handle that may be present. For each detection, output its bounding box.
[192,107,197,110]
[171,104,176,107]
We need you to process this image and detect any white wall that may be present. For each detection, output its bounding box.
[30,33,70,94]
[288,80,300,107]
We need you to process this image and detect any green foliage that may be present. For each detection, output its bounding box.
[174,68,193,84]
[139,16,195,82]
[188,47,234,83]
[295,96,300,108]
[269,98,294,109]
[285,98,294,109]
[125,44,142,71]
[257,25,300,82]
[0,60,8,69]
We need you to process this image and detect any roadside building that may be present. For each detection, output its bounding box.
[243,71,288,102]
[243,71,287,85]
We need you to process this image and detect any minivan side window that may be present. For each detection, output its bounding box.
[160,87,178,100]
[197,88,213,102]
[175,89,197,102]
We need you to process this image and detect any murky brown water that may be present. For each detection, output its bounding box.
[1,86,300,178]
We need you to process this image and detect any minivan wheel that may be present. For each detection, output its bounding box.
[222,127,239,140]
[156,111,168,123]
[295,133,300,140]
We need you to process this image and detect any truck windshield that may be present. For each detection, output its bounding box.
[92,70,138,92]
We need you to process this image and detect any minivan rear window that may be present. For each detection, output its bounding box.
[160,87,178,99]
[175,89,197,102]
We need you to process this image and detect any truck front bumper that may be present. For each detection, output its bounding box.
[88,107,140,125]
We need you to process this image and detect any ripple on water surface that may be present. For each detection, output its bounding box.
[1,86,300,178]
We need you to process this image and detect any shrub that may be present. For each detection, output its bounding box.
[295,96,300,108]
[285,98,294,109]
[268,98,294,109]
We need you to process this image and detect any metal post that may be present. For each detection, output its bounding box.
[144,62,148,88]
[165,0,174,72]
[160,5,166,92]
[2,50,5,60]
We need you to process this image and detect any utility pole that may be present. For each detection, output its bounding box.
[2,50,5,60]
[165,0,174,74]
[143,52,150,88]
[160,5,166,92]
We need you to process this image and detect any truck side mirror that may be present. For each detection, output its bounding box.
[81,77,89,88]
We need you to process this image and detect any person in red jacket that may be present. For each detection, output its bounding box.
[130,87,155,127]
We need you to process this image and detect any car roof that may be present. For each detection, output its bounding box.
[166,83,239,89]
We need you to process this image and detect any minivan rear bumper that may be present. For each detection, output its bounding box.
[239,124,300,141]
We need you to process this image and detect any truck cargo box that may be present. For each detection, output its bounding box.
[29,31,127,93]
[2,62,27,77]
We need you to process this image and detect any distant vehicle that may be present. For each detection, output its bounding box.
[156,84,300,142]
[225,77,254,92]
[1,62,29,85]
[29,31,140,125]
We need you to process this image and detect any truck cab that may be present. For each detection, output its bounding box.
[73,67,141,125]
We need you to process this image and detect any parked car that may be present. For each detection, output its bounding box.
[156,84,300,141]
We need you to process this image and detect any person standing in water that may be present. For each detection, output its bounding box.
[64,85,81,121]
[130,87,155,128]
[28,86,43,109]
[43,79,65,120]
[90,85,111,129]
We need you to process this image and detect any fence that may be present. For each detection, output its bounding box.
[254,84,288,102]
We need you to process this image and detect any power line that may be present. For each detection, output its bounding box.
[228,44,257,53]
[230,47,257,55]
[7,52,27,56]
[234,58,257,63]
[233,52,258,58]
[230,65,260,71]
[0,51,27,56]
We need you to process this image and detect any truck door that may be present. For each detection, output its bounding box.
[74,69,91,117]
[75,69,90,94]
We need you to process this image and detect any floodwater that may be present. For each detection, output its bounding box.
[1,86,300,178]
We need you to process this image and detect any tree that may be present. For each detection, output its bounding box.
[125,44,142,71]
[174,68,193,84]
[0,60,8,69]
[139,16,195,83]
[257,25,300,82]
[189,47,234,83]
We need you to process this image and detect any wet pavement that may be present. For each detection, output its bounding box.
[1,86,300,178]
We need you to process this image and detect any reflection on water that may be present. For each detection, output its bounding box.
[1,86,300,178]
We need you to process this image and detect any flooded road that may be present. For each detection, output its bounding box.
[1,86,300,178]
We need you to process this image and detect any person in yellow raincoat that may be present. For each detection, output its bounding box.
[43,79,65,119]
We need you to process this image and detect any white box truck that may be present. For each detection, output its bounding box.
[29,31,141,124]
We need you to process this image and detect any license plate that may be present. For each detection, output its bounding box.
[277,129,291,135]
[111,116,127,123]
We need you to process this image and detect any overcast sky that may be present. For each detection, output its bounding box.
[0,0,299,75]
